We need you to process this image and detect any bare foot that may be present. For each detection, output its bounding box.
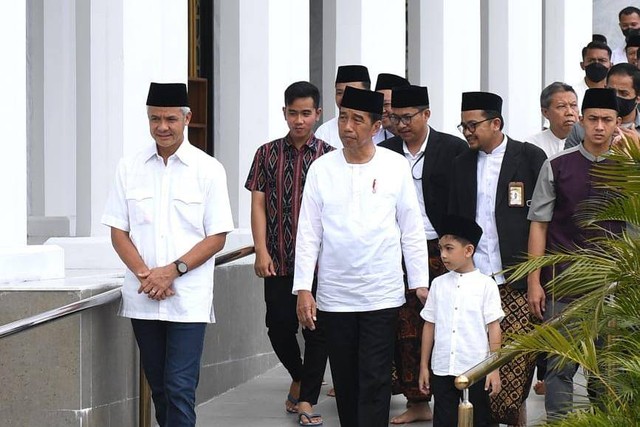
[390,402,433,424]
[285,381,300,413]
[533,380,546,395]
[298,401,322,425]
[327,387,335,397]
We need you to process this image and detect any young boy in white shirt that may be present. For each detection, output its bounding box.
[419,214,504,427]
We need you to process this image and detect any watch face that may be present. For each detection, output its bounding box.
[176,261,188,274]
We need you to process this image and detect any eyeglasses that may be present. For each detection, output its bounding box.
[456,118,493,134]
[389,110,422,126]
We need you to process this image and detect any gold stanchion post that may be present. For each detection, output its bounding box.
[457,388,474,427]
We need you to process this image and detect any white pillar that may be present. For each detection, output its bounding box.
[0,3,64,283]
[543,0,592,86]
[408,0,482,136]
[43,0,77,224]
[75,0,188,237]
[1,2,28,247]
[485,0,543,139]
[267,1,310,140]
[322,0,405,118]
[216,0,310,231]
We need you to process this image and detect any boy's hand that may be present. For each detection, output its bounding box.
[485,370,501,397]
[418,365,431,395]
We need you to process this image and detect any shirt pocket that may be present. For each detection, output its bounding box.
[172,188,204,231]
[126,189,154,225]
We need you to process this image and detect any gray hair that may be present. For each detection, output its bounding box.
[146,106,191,117]
[540,82,576,109]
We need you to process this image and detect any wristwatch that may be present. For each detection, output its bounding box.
[173,260,188,276]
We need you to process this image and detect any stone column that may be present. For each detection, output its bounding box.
[484,0,543,139]
[322,0,406,119]
[0,2,64,282]
[216,0,310,231]
[408,0,482,135]
[543,0,593,86]
[2,2,28,247]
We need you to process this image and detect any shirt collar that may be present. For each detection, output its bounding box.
[578,141,609,162]
[144,140,195,165]
[284,134,317,151]
[479,134,507,157]
[453,268,480,278]
[402,126,430,156]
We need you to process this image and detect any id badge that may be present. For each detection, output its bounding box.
[508,182,524,207]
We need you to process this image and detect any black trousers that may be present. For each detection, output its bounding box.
[431,374,491,427]
[264,275,327,404]
[319,307,399,427]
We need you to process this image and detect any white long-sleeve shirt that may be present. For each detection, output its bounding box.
[292,148,429,312]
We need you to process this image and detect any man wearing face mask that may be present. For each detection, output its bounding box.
[611,6,640,65]
[625,33,640,66]
[573,41,612,109]
[565,63,640,149]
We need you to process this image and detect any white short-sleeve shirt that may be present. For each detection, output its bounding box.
[102,141,234,323]
[421,269,504,376]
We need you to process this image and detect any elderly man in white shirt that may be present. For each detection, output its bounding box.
[102,83,234,427]
[294,86,429,427]
[526,82,579,157]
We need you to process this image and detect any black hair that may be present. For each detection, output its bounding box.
[540,82,576,109]
[619,6,640,20]
[581,41,612,60]
[592,34,607,44]
[479,110,504,130]
[607,63,640,96]
[284,81,320,108]
[441,234,477,254]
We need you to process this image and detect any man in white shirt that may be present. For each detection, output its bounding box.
[611,6,640,65]
[526,82,579,157]
[448,91,547,425]
[102,83,234,427]
[315,65,375,148]
[294,86,429,427]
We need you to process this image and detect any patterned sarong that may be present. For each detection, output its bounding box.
[490,284,537,425]
[392,239,447,401]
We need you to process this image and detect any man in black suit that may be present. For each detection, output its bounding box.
[379,85,467,424]
[448,91,547,425]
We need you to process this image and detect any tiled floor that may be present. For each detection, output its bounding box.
[195,364,548,426]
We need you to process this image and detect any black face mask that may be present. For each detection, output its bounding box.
[585,63,608,83]
[623,28,633,38]
[617,96,637,117]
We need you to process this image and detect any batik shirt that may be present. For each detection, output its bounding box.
[245,134,334,276]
